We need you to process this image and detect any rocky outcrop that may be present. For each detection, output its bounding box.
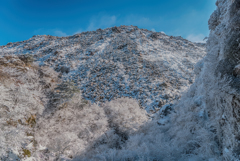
[206,0,240,158]
[167,0,240,159]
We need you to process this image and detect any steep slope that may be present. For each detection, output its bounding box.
[162,0,240,159]
[75,0,240,159]
[187,0,240,159]
[0,55,149,160]
[0,26,206,110]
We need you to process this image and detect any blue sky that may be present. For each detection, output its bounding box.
[0,0,216,45]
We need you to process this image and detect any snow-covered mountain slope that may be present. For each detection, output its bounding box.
[0,54,149,160]
[0,26,206,110]
[1,0,240,160]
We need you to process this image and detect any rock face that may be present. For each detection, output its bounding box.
[205,0,240,158]
[166,0,240,159]
[0,26,206,110]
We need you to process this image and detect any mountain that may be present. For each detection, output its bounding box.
[5,1,240,159]
[0,26,207,160]
[0,26,206,111]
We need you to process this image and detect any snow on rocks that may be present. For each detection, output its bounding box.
[0,26,206,111]
[233,64,240,76]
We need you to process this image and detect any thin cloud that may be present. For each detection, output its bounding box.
[151,28,156,32]
[73,29,83,35]
[121,15,156,28]
[73,14,160,34]
[54,30,67,37]
[187,34,206,43]
[87,15,117,31]
[33,29,68,37]
[83,14,156,32]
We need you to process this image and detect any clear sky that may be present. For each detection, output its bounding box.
[0,0,216,45]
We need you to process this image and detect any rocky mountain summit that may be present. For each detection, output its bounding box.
[0,26,206,110]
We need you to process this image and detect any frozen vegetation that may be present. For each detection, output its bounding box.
[1,0,240,160]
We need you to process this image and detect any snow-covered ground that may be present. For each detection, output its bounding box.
[0,26,206,111]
